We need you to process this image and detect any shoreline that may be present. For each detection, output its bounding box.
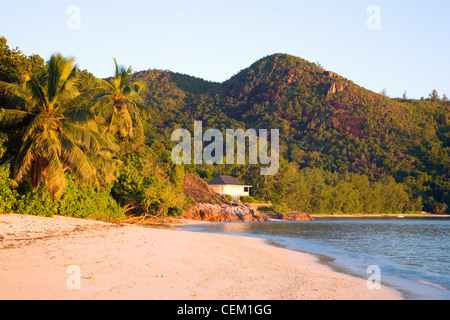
[178,219,414,299]
[0,214,401,300]
[309,213,450,218]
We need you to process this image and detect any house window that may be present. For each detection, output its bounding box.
[244,187,249,192]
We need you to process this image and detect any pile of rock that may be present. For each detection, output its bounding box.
[183,203,267,222]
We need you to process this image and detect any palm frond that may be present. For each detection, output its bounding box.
[47,54,78,104]
[113,58,120,78]
[85,150,120,187]
[47,54,61,101]
[64,108,96,126]
[119,70,132,89]
[107,107,119,132]
[13,138,35,184]
[35,127,62,160]
[26,77,49,110]
[62,122,102,151]
[127,101,144,130]
[110,77,121,91]
[121,107,134,138]
[64,87,106,110]
[0,81,27,101]
[128,82,142,93]
[21,116,44,143]
[123,82,142,99]
[95,79,115,92]
[105,106,133,139]
[0,108,32,128]
[124,90,143,103]
[94,100,115,121]
[60,133,97,184]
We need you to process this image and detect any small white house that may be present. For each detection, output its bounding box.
[208,175,252,202]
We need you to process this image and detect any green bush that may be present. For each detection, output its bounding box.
[256,206,272,213]
[13,175,124,220]
[429,199,448,215]
[15,186,56,217]
[112,144,189,216]
[240,195,256,203]
[57,176,125,220]
[271,203,290,215]
[0,165,17,213]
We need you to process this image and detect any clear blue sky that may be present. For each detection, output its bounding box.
[0,0,448,99]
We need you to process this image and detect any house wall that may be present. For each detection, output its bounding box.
[210,185,250,201]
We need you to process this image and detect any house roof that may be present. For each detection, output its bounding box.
[207,175,251,187]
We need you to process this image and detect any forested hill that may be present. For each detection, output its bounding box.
[0,36,448,215]
[133,53,449,214]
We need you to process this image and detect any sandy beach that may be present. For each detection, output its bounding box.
[0,214,401,300]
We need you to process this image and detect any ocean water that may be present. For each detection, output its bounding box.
[181,217,450,300]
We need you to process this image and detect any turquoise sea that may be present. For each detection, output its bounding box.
[181,217,450,300]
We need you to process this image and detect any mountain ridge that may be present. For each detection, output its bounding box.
[131,53,449,214]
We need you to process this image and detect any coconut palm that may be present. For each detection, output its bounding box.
[0,54,118,200]
[94,59,144,140]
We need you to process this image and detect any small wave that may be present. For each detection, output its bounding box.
[415,279,450,293]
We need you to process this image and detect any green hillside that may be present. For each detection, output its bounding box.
[137,53,449,214]
[0,37,448,216]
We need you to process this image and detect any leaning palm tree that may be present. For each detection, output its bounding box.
[0,54,118,200]
[93,59,144,140]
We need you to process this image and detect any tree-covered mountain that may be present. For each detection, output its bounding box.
[134,53,449,214]
[0,36,448,215]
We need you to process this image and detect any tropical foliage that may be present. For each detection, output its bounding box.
[0,37,448,217]
[0,164,16,213]
[142,54,448,214]
[93,59,144,141]
[0,54,118,200]
[58,175,124,220]
[111,141,189,216]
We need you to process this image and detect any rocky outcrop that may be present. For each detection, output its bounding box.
[327,83,345,95]
[282,212,313,221]
[182,173,229,205]
[265,212,313,221]
[323,71,343,79]
[183,203,269,222]
[183,203,313,222]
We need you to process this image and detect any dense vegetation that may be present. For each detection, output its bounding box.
[0,36,448,217]
[0,37,187,219]
[139,54,448,214]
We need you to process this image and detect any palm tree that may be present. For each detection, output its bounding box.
[0,54,118,200]
[94,59,144,140]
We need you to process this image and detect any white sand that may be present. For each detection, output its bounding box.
[0,214,401,300]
